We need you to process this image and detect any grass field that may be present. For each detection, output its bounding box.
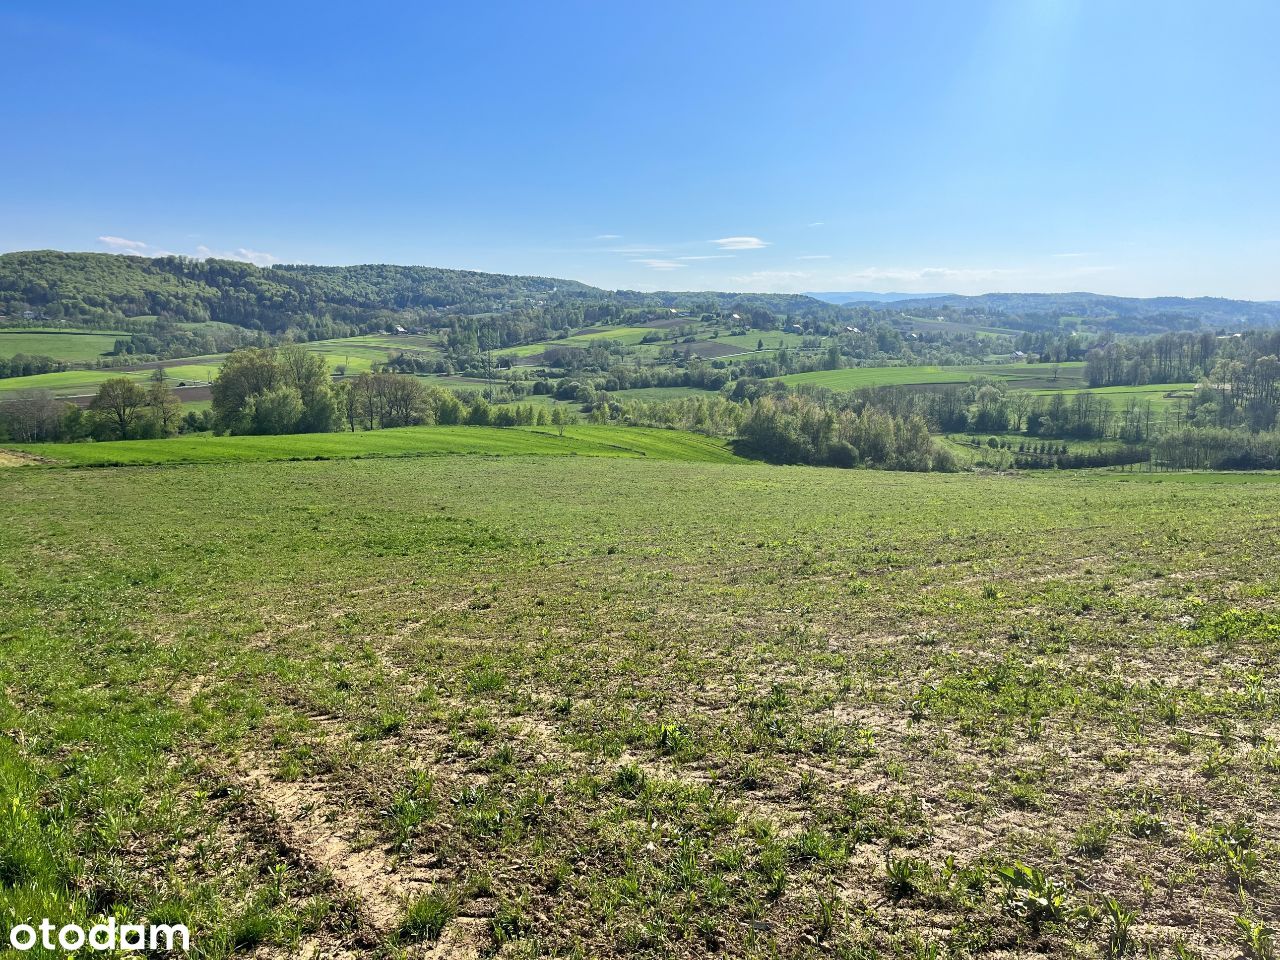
[699,331,811,354]
[0,453,1276,959]
[776,365,976,390]
[610,385,715,402]
[1031,382,1199,410]
[306,334,445,374]
[5,424,742,467]
[493,326,812,366]
[899,317,1025,337]
[774,362,1095,393]
[0,359,222,398]
[0,328,127,361]
[0,366,145,396]
[497,327,659,361]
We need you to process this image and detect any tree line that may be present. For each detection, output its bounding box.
[0,353,66,379]
[0,375,195,443]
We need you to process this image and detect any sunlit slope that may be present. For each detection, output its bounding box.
[5,424,743,467]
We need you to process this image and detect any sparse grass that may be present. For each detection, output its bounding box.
[0,457,1276,957]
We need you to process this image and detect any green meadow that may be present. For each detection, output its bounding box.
[0,328,127,361]
[305,334,444,374]
[773,361,1096,393]
[0,360,221,397]
[775,365,976,390]
[496,326,658,360]
[1030,381,1200,410]
[7,424,742,467]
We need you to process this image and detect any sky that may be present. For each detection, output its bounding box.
[2,0,1278,299]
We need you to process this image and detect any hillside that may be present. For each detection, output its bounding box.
[0,251,839,335]
[864,291,1280,329]
[807,291,952,304]
[5,424,741,467]
[4,253,1278,348]
[0,250,603,332]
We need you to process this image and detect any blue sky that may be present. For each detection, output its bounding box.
[2,1,1278,298]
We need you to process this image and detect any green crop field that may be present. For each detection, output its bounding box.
[0,449,1276,959]
[0,366,135,396]
[497,326,658,361]
[0,328,126,361]
[6,424,741,467]
[0,359,221,398]
[156,362,220,383]
[1031,382,1199,410]
[708,331,812,354]
[774,362,1091,392]
[775,365,976,389]
[900,316,1025,337]
[306,334,444,374]
[610,385,714,402]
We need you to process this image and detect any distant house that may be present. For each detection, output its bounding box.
[1013,350,1027,359]
[22,310,37,320]
[393,324,408,335]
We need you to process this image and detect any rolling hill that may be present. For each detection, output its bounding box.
[861,291,1280,327]
[3,252,1278,342]
[806,291,953,304]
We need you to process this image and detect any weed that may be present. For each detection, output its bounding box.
[1103,896,1139,959]
[885,852,926,899]
[400,891,458,942]
[995,862,1077,934]
[1073,819,1115,857]
[1236,915,1276,960]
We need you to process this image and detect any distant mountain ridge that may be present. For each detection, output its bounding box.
[862,291,1280,326]
[1,251,1277,335]
[806,291,953,304]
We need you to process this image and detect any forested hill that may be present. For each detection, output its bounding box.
[609,288,841,316]
[5,251,1276,339]
[862,291,1280,329]
[0,251,840,335]
[0,251,606,333]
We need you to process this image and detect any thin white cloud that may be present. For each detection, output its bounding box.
[594,234,622,240]
[607,245,664,254]
[834,266,1021,286]
[1052,251,1096,258]
[728,270,815,291]
[195,245,281,267]
[98,235,148,251]
[234,247,281,266]
[632,259,685,271]
[676,255,734,261]
[796,254,831,260]
[801,263,1116,295]
[713,236,769,250]
[807,221,825,227]
[97,234,279,266]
